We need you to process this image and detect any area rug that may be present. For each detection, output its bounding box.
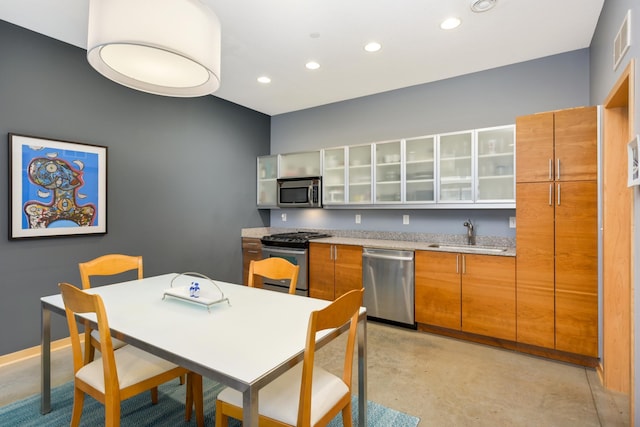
[0,378,420,426]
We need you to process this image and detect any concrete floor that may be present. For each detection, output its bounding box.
[0,321,630,426]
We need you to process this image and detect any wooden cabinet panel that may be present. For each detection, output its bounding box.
[555,290,598,357]
[515,182,555,347]
[462,255,516,341]
[309,243,362,301]
[554,107,598,182]
[333,245,363,299]
[415,251,461,330]
[241,238,262,286]
[516,112,554,183]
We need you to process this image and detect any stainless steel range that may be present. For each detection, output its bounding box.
[260,231,331,296]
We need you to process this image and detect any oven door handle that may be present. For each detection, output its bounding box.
[262,247,307,256]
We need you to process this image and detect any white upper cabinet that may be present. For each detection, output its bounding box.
[476,125,515,203]
[257,155,278,207]
[405,136,436,203]
[438,131,474,203]
[323,147,346,205]
[279,151,321,178]
[348,144,373,204]
[374,140,402,203]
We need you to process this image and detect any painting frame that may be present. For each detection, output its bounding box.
[9,133,107,239]
[628,135,640,187]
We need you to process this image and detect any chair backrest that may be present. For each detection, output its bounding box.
[248,258,300,294]
[79,254,143,289]
[297,288,364,426]
[58,283,119,390]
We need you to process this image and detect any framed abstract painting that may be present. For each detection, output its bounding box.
[9,133,107,239]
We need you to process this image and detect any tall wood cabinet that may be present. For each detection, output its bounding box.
[515,106,598,357]
[309,243,362,300]
[415,251,516,340]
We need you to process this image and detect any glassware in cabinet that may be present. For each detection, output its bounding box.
[438,131,473,202]
[476,125,515,202]
[405,136,436,203]
[375,140,402,203]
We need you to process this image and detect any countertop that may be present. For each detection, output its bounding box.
[242,227,515,257]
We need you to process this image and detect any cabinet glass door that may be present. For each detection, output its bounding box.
[348,144,372,203]
[323,148,346,204]
[476,125,515,202]
[405,136,435,203]
[257,155,277,206]
[375,140,402,203]
[279,151,321,178]
[438,132,473,202]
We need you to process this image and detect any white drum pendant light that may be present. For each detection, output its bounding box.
[87,0,221,97]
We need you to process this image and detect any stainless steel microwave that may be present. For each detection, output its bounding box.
[277,177,322,208]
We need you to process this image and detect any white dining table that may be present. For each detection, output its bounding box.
[40,273,368,427]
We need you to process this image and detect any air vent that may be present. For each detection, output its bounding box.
[613,10,631,71]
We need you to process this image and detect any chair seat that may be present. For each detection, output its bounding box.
[217,363,349,425]
[76,344,179,393]
[91,329,126,350]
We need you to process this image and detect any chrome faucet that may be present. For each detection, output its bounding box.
[463,220,475,245]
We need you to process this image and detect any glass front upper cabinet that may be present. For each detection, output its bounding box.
[375,140,402,203]
[279,151,321,178]
[438,131,473,203]
[322,147,346,205]
[348,144,373,204]
[405,136,436,203]
[257,155,278,206]
[476,125,515,202]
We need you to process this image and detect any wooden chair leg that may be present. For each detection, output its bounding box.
[186,373,204,427]
[179,374,185,385]
[342,402,353,427]
[70,386,85,427]
[215,400,229,427]
[150,386,158,404]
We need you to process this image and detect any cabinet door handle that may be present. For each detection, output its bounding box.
[548,159,553,181]
[557,158,561,180]
[549,184,553,206]
[462,255,466,274]
[557,184,561,206]
[247,250,259,254]
[330,245,334,260]
[456,254,459,274]
[334,245,338,260]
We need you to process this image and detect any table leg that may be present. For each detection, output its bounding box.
[358,315,367,427]
[40,302,51,414]
[242,386,259,427]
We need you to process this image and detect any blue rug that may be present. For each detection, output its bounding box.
[0,378,420,426]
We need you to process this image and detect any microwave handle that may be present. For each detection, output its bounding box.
[308,186,313,203]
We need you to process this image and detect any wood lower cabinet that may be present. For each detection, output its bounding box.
[309,243,362,300]
[241,237,262,286]
[516,106,598,358]
[415,251,515,340]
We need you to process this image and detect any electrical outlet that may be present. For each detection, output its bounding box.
[403,215,410,225]
[281,213,287,222]
[509,216,516,228]
[355,214,361,224]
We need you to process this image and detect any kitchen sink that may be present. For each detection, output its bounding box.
[427,244,508,253]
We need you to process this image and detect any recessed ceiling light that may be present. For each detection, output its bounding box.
[364,42,381,53]
[305,61,320,70]
[470,0,496,13]
[440,17,461,30]
[257,76,271,84]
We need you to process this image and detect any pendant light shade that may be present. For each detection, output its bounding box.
[87,0,221,97]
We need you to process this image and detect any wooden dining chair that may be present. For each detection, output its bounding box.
[215,287,364,427]
[248,257,300,294]
[79,254,143,361]
[58,282,204,427]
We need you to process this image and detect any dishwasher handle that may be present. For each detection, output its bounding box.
[362,251,414,262]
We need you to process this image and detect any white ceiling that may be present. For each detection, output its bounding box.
[0,0,604,116]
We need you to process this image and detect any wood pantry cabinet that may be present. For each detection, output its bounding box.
[241,237,262,286]
[309,243,362,301]
[515,106,598,357]
[415,251,516,341]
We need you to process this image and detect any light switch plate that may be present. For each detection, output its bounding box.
[509,216,516,228]
[281,213,287,222]
[403,215,410,225]
[355,214,361,224]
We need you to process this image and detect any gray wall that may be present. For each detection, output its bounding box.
[0,21,270,355]
[270,49,591,237]
[589,0,640,423]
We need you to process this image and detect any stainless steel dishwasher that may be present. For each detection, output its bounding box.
[362,248,415,328]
